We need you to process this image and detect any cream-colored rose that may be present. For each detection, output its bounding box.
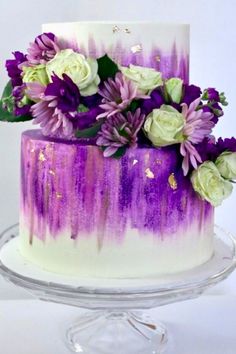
[191,161,233,207]
[165,77,183,103]
[121,64,163,93]
[22,64,49,86]
[215,151,236,180]
[144,105,185,146]
[46,49,100,96]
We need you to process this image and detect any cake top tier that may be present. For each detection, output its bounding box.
[43,22,190,82]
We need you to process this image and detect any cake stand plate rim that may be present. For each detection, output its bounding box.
[0,223,235,298]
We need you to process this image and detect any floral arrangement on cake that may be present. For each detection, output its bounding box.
[1,32,236,206]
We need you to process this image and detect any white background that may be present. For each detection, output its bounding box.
[0,0,236,300]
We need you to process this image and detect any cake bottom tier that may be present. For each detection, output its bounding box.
[19,222,214,278]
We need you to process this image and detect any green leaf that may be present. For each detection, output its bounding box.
[112,146,127,159]
[127,100,140,112]
[97,54,119,81]
[1,80,12,101]
[75,120,103,138]
[0,100,33,122]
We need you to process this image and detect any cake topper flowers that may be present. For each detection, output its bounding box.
[1,32,235,207]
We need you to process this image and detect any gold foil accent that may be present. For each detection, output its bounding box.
[155,55,161,62]
[56,192,62,199]
[112,25,120,33]
[49,169,55,176]
[38,150,46,162]
[145,168,155,179]
[168,173,178,190]
[131,44,142,54]
[156,159,162,165]
[133,159,138,166]
[124,28,131,34]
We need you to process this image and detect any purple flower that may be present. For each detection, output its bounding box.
[97,72,149,119]
[180,97,214,175]
[182,84,202,106]
[140,88,164,115]
[203,87,220,102]
[44,74,80,113]
[29,74,80,138]
[12,84,31,116]
[5,51,27,87]
[97,108,145,157]
[27,33,60,65]
[202,102,223,124]
[74,107,103,130]
[216,137,236,154]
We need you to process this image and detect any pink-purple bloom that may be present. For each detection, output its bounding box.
[12,84,31,116]
[97,108,145,157]
[97,72,149,119]
[29,74,80,138]
[180,97,214,175]
[27,33,60,65]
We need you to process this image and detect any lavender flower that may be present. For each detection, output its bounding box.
[27,33,60,65]
[5,51,27,87]
[97,108,145,157]
[97,72,149,119]
[30,74,80,138]
[180,97,214,175]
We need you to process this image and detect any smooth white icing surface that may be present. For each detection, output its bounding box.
[19,220,214,278]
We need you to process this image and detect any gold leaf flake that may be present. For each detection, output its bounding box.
[168,173,178,190]
[145,168,155,179]
[155,55,161,62]
[112,25,120,33]
[131,44,142,54]
[38,151,46,162]
[133,159,138,166]
[49,169,55,176]
[56,192,62,199]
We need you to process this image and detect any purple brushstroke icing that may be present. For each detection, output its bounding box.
[62,37,189,83]
[20,130,213,244]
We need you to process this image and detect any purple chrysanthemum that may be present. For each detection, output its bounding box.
[27,33,60,65]
[5,51,27,87]
[97,108,145,157]
[180,97,214,175]
[29,74,80,138]
[97,72,149,119]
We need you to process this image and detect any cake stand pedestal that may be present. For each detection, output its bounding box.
[0,224,235,354]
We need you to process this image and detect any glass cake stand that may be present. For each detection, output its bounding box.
[0,224,235,354]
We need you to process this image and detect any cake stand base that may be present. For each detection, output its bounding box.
[66,310,167,354]
[0,224,236,354]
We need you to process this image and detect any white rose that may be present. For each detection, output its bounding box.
[121,64,163,93]
[46,49,100,96]
[144,105,185,146]
[191,161,233,207]
[165,77,183,103]
[215,151,236,180]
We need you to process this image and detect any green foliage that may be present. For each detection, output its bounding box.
[75,120,104,138]
[97,54,119,81]
[0,80,33,122]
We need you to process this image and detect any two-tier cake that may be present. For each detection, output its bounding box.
[1,22,235,278]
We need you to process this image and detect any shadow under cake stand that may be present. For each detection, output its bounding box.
[0,224,235,354]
